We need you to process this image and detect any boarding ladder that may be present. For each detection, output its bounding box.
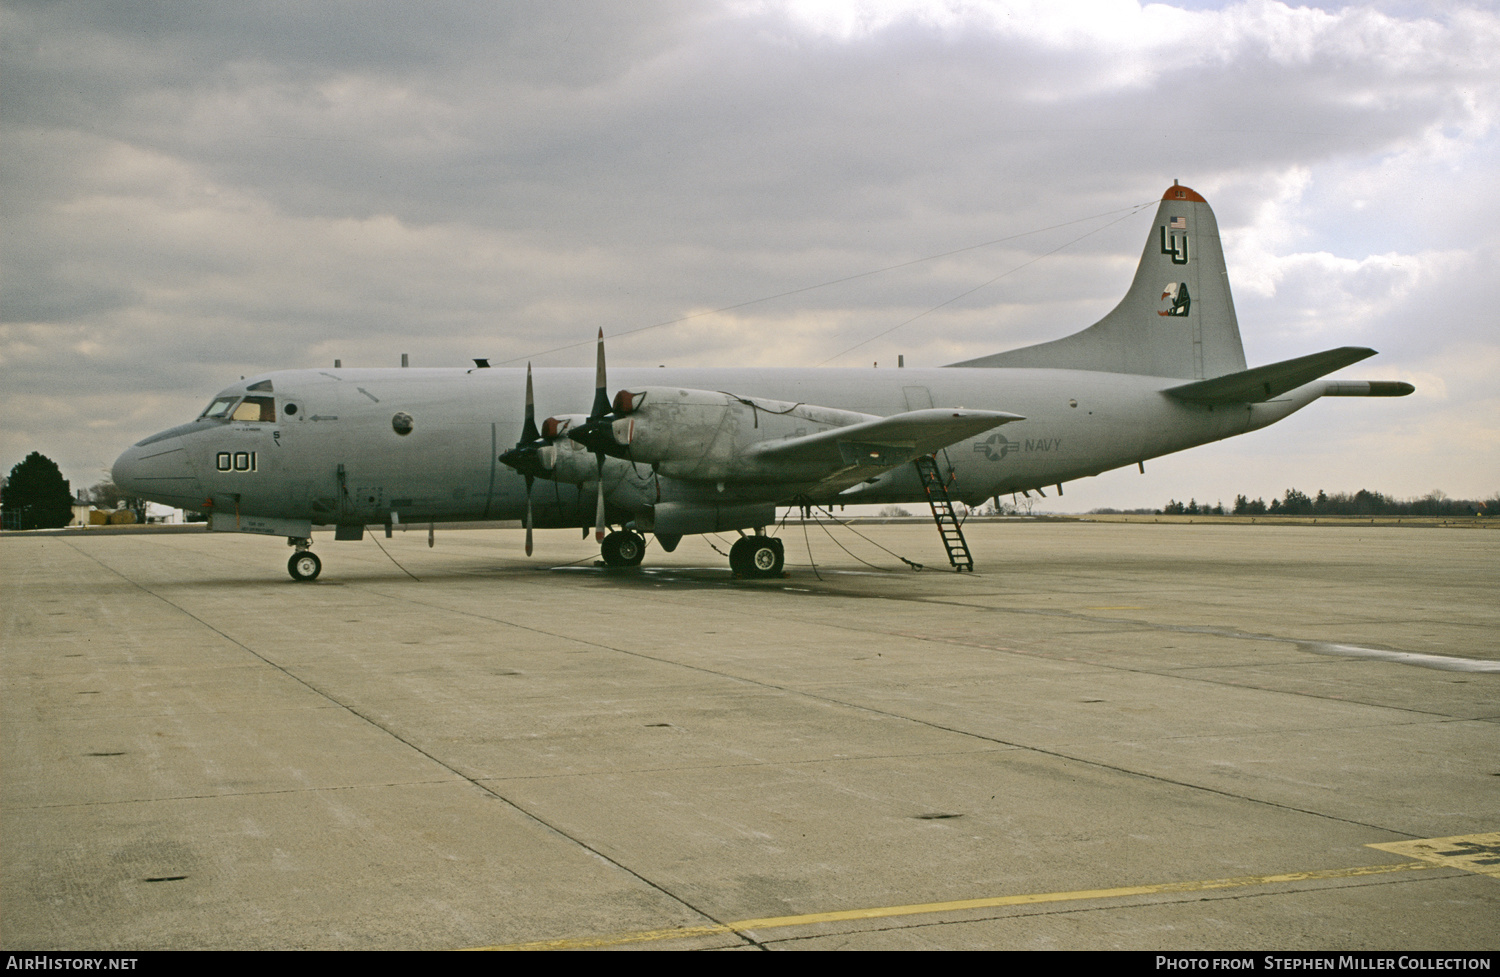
[913,454,973,572]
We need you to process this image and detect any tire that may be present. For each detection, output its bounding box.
[601,530,645,568]
[730,536,783,578]
[288,551,322,582]
[728,536,753,575]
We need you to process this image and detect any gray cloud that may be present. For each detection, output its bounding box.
[2,0,1496,507]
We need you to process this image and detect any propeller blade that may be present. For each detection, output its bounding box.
[500,364,562,481]
[524,474,534,556]
[521,363,540,444]
[503,364,550,556]
[568,331,632,458]
[590,328,610,421]
[594,454,607,543]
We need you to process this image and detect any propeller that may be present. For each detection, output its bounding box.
[498,332,646,549]
[564,330,648,542]
[497,364,547,555]
[580,331,612,542]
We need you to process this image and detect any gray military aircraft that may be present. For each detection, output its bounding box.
[112,183,1412,581]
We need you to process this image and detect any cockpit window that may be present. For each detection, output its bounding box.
[231,396,276,422]
[201,397,239,419]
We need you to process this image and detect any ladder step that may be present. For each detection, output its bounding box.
[912,455,975,571]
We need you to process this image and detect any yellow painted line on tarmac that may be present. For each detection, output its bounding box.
[468,860,1434,950]
[1368,831,1500,879]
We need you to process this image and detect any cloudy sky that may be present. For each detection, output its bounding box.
[3,0,1496,512]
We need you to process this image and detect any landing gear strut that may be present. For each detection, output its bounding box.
[729,535,784,579]
[600,529,646,568]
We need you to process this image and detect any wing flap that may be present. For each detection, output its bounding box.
[1164,347,1376,405]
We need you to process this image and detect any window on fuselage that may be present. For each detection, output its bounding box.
[201,397,239,419]
[231,396,276,422]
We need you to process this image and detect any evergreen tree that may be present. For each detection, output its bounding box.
[1281,488,1312,515]
[2,453,74,530]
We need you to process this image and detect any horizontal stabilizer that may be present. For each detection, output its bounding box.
[1164,347,1376,405]
[748,408,1023,469]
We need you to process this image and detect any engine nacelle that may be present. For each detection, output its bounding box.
[609,387,874,483]
[535,415,602,484]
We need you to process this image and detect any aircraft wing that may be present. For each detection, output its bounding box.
[1163,347,1378,405]
[745,408,1022,494]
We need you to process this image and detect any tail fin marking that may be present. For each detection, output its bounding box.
[951,184,1247,379]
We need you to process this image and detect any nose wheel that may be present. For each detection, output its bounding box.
[729,535,784,579]
[288,550,322,581]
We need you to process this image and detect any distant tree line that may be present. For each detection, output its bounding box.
[1160,499,1226,515]
[1150,488,1495,517]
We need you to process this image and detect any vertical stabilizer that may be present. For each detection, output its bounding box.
[951,184,1246,379]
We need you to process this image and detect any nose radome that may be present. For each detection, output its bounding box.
[112,437,203,507]
[111,445,140,493]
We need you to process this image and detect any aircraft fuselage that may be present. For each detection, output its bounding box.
[113,363,1301,538]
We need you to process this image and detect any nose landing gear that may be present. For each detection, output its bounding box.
[287,538,321,581]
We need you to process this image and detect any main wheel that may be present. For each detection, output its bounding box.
[746,537,784,578]
[601,530,646,568]
[288,551,322,582]
[730,536,783,578]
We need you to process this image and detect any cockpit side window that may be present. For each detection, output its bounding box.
[201,397,239,419]
[231,396,276,422]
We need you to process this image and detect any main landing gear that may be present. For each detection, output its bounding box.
[287,538,321,581]
[596,527,783,578]
[729,534,784,579]
[600,529,646,568]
